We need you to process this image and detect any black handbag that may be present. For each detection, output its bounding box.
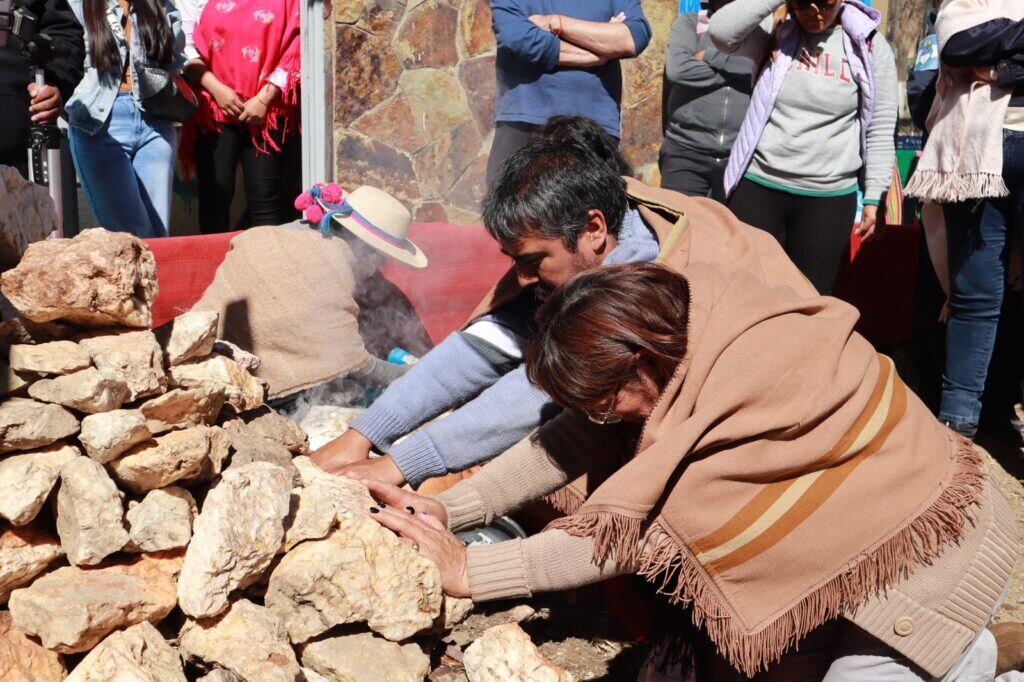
[135,63,199,124]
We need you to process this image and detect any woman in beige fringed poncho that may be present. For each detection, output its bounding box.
[356,262,1022,679]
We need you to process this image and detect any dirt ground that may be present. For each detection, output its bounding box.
[430,441,1024,681]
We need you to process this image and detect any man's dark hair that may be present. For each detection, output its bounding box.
[538,116,634,177]
[482,138,627,250]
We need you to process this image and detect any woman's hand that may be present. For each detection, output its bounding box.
[338,454,405,487]
[347,471,447,527]
[365,503,470,598]
[311,430,374,474]
[239,96,268,126]
[211,83,244,119]
[857,204,879,242]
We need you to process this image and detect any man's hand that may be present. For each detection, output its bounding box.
[27,83,62,124]
[857,204,879,242]
[338,454,405,487]
[311,429,374,474]
[238,96,268,127]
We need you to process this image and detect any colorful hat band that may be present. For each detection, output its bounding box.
[308,185,411,250]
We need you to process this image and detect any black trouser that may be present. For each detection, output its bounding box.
[485,121,541,188]
[658,137,728,201]
[195,123,301,233]
[728,177,857,295]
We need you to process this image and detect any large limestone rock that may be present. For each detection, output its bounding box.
[282,483,337,553]
[56,456,129,566]
[0,443,79,525]
[126,486,197,553]
[0,523,63,603]
[178,462,292,618]
[212,340,260,372]
[170,355,265,412]
[179,599,301,682]
[265,514,443,643]
[0,363,35,397]
[8,551,182,653]
[464,624,574,682]
[292,456,375,516]
[28,367,129,414]
[80,330,166,401]
[0,165,57,269]
[157,310,219,366]
[224,425,296,479]
[108,426,230,493]
[66,621,186,682]
[8,340,90,375]
[233,410,309,455]
[1,228,158,328]
[0,397,79,453]
[301,632,430,682]
[79,408,150,463]
[0,611,66,682]
[140,388,226,434]
[198,671,244,682]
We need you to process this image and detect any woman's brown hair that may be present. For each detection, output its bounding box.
[526,263,690,411]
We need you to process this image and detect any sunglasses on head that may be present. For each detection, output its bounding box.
[790,0,840,9]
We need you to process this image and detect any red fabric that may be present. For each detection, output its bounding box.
[180,0,301,175]
[145,232,240,328]
[145,224,510,342]
[379,223,512,345]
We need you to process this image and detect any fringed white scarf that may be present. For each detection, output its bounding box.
[905,0,1024,202]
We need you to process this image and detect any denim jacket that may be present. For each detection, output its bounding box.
[66,0,186,134]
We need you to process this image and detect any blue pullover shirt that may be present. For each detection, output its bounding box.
[491,0,652,137]
[350,208,661,486]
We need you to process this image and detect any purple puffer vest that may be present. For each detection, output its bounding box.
[723,0,881,197]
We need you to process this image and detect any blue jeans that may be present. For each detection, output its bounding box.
[939,129,1024,427]
[70,93,176,238]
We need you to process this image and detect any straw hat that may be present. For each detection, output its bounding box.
[302,185,428,269]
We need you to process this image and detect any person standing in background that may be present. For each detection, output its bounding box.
[485,0,652,187]
[710,0,898,295]
[0,0,84,178]
[660,0,752,200]
[905,0,1024,441]
[180,0,300,232]
[65,0,185,238]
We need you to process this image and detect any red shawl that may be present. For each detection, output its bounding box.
[181,0,301,174]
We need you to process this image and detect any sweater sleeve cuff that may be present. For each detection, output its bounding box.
[349,408,409,452]
[863,198,881,206]
[391,431,449,488]
[467,540,533,602]
[434,483,488,532]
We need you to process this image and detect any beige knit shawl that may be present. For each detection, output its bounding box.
[547,263,983,677]
[905,0,1024,202]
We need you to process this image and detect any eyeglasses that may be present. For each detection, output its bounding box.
[584,362,633,425]
[790,0,840,10]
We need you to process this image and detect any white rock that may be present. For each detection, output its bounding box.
[0,363,34,396]
[224,426,297,479]
[233,410,309,455]
[299,406,364,451]
[265,514,443,644]
[108,426,230,493]
[292,456,375,517]
[79,330,166,401]
[28,367,129,414]
[8,551,183,653]
[170,355,265,412]
[140,387,226,434]
[179,599,301,682]
[0,443,79,525]
[212,339,260,372]
[56,457,128,566]
[125,486,197,553]
[158,310,219,366]
[300,668,329,682]
[0,397,78,453]
[198,671,244,682]
[79,409,151,463]
[178,462,292,618]
[463,624,574,682]
[8,340,90,375]
[0,610,67,682]
[282,483,337,553]
[0,165,57,270]
[0,523,63,604]
[301,632,430,682]
[66,621,187,682]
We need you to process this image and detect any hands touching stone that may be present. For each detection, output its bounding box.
[310,428,373,474]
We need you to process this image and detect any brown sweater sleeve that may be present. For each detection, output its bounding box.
[433,409,632,532]
[466,529,625,602]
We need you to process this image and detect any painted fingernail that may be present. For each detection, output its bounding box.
[379,501,387,508]
[406,506,415,514]
[369,507,380,514]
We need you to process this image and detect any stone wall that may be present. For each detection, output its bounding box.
[328,0,676,223]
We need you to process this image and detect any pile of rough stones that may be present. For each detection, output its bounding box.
[0,228,572,682]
